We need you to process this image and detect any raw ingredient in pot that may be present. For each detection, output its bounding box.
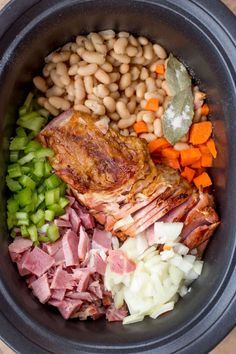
[38,110,219,249]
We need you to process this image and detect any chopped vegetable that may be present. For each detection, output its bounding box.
[198,144,210,155]
[189,121,213,145]
[148,138,171,153]
[47,223,60,242]
[193,172,212,188]
[201,154,213,167]
[161,148,180,159]
[144,98,159,112]
[180,148,201,167]
[201,103,209,116]
[206,139,217,158]
[162,158,180,170]
[190,160,202,169]
[181,167,195,183]
[133,121,148,134]
[155,64,165,75]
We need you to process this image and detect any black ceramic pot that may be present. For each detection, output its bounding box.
[0,1,235,353]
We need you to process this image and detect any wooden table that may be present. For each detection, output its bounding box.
[0,0,235,352]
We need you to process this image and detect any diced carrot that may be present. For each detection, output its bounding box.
[161,148,180,159]
[193,172,212,188]
[148,138,171,153]
[181,167,196,183]
[180,148,202,167]
[133,121,148,134]
[198,144,210,155]
[163,158,180,170]
[163,245,172,251]
[201,103,210,116]
[190,160,202,169]
[206,138,217,158]
[201,154,213,167]
[155,64,165,75]
[189,121,213,145]
[145,98,159,111]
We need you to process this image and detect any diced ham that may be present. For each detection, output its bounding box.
[78,226,90,261]
[31,274,51,304]
[106,305,128,322]
[9,251,20,263]
[16,250,31,276]
[8,237,32,254]
[88,280,103,299]
[55,298,83,319]
[23,247,55,277]
[53,247,65,266]
[44,239,62,256]
[62,230,79,267]
[76,270,91,292]
[80,213,95,229]
[66,291,94,302]
[69,208,81,234]
[92,229,112,252]
[55,219,72,228]
[108,250,136,274]
[90,252,107,276]
[51,289,66,301]
[50,266,75,290]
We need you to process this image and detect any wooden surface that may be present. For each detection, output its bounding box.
[0,0,235,353]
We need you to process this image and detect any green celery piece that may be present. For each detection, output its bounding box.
[48,204,64,217]
[21,165,31,174]
[23,92,33,111]
[45,190,56,206]
[19,175,36,190]
[36,193,45,208]
[7,214,16,229]
[33,161,44,177]
[9,137,28,150]
[47,223,60,242]
[17,116,45,131]
[17,111,39,123]
[45,209,55,222]
[37,218,45,228]
[53,188,60,203]
[38,236,50,243]
[7,198,18,214]
[30,209,44,224]
[44,161,52,176]
[16,127,27,137]
[19,106,27,116]
[9,151,19,163]
[38,108,50,119]
[16,212,28,220]
[18,152,35,165]
[6,177,22,192]
[8,163,22,178]
[59,197,69,208]
[45,174,61,190]
[17,187,32,206]
[28,224,38,242]
[24,140,42,154]
[17,219,29,226]
[37,184,45,194]
[20,225,29,237]
[35,148,54,159]
[22,204,34,213]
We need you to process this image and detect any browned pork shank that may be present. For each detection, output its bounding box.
[38,110,220,251]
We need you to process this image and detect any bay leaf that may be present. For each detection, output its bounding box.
[165,54,191,96]
[163,87,194,145]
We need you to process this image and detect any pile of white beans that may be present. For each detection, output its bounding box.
[33,30,205,147]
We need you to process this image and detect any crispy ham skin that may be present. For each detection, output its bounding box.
[38,110,220,250]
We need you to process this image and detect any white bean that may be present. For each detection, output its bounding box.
[132,56,146,65]
[51,51,70,63]
[120,63,129,74]
[81,50,105,65]
[143,44,153,60]
[33,76,47,92]
[143,112,155,124]
[119,73,131,90]
[101,62,113,73]
[69,53,80,65]
[74,104,91,114]
[37,97,47,106]
[106,39,116,51]
[43,100,59,116]
[140,67,149,81]
[153,44,167,59]
[110,51,130,64]
[156,106,164,118]
[120,129,129,136]
[136,110,147,122]
[162,80,172,96]
[125,86,135,98]
[46,86,64,97]
[114,37,128,54]
[140,99,147,109]
[93,84,109,98]
[139,133,156,142]
[71,43,78,53]
[131,67,140,81]
[126,46,138,57]
[77,63,98,76]
[95,68,111,85]
[110,72,120,83]
[116,101,130,119]
[84,76,94,94]
[118,115,136,129]
[85,99,105,115]
[99,29,115,40]
[136,82,146,99]
[89,32,107,54]
[76,35,86,46]
[84,39,95,52]
[109,83,119,92]
[147,123,154,133]
[74,78,86,100]
[68,64,78,76]
[103,96,116,113]
[138,36,148,45]
[127,99,136,114]
[110,113,120,122]
[42,63,55,77]
[129,35,139,47]
[56,62,67,76]
[174,142,190,151]
[153,118,163,137]
[49,96,71,110]
[146,77,156,92]
[50,70,64,88]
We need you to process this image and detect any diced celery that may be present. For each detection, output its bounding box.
[17,187,32,206]
[45,190,56,206]
[37,184,45,193]
[9,136,28,150]
[21,165,31,174]
[35,148,54,159]
[44,161,52,176]
[36,193,45,208]
[22,204,35,213]
[45,174,61,189]
[19,106,27,116]
[7,163,22,178]
[7,198,18,214]
[59,183,67,196]
[24,140,42,153]
[9,151,19,163]
[6,177,22,192]
[48,204,64,217]
[36,218,45,228]
[23,92,33,111]
[59,197,69,208]
[30,209,44,224]
[47,223,60,242]
[17,116,45,131]
[18,152,35,165]
[20,225,29,237]
[19,175,36,190]
[17,219,29,226]
[17,111,38,123]
[33,161,44,177]
[38,236,50,243]
[45,209,55,222]
[16,212,28,220]
[28,224,38,242]
[16,127,27,137]
[38,108,50,119]
[7,214,16,229]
